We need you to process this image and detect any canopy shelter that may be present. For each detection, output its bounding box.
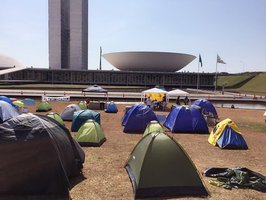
[166,89,189,102]
[141,87,167,102]
[82,84,108,100]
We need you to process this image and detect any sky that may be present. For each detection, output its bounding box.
[1,0,266,73]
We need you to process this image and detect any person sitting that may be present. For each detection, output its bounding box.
[153,99,159,110]
[146,96,152,107]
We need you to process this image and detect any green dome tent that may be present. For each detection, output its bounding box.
[74,119,106,147]
[143,120,165,137]
[36,101,52,112]
[47,112,65,126]
[125,132,208,199]
[71,109,100,132]
[78,101,87,110]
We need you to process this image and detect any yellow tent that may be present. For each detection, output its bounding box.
[208,118,241,146]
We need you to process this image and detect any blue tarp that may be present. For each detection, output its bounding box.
[123,104,158,133]
[71,109,101,132]
[191,99,217,116]
[164,106,209,133]
[217,127,248,149]
[105,102,118,113]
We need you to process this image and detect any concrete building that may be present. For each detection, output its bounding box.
[49,0,88,70]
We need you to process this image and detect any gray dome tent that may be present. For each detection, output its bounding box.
[60,104,81,121]
[125,132,208,199]
[0,113,85,198]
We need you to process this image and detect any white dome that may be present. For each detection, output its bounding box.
[0,54,24,68]
[103,51,196,72]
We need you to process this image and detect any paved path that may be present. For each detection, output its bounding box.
[0,89,265,103]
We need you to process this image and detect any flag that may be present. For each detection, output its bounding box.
[217,54,226,64]
[199,54,203,67]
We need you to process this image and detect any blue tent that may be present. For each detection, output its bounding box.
[0,100,19,123]
[209,119,248,149]
[105,102,118,113]
[122,106,133,126]
[123,104,158,133]
[0,96,17,108]
[71,109,100,132]
[217,127,248,149]
[23,98,35,106]
[191,99,217,116]
[164,106,209,133]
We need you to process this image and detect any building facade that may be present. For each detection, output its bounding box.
[2,68,215,89]
[49,0,88,70]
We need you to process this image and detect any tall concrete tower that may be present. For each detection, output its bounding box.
[49,0,88,70]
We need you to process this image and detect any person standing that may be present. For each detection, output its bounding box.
[184,96,189,105]
[176,96,180,105]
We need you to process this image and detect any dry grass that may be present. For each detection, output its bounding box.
[26,101,266,200]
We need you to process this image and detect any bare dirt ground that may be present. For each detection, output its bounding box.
[27,101,266,200]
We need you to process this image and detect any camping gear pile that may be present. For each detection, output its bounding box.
[203,167,266,192]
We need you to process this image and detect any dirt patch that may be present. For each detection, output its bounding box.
[27,101,266,200]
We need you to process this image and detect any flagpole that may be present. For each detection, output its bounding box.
[215,59,218,92]
[197,59,200,93]
[99,46,102,70]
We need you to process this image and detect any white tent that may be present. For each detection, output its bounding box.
[167,89,189,96]
[166,89,189,102]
